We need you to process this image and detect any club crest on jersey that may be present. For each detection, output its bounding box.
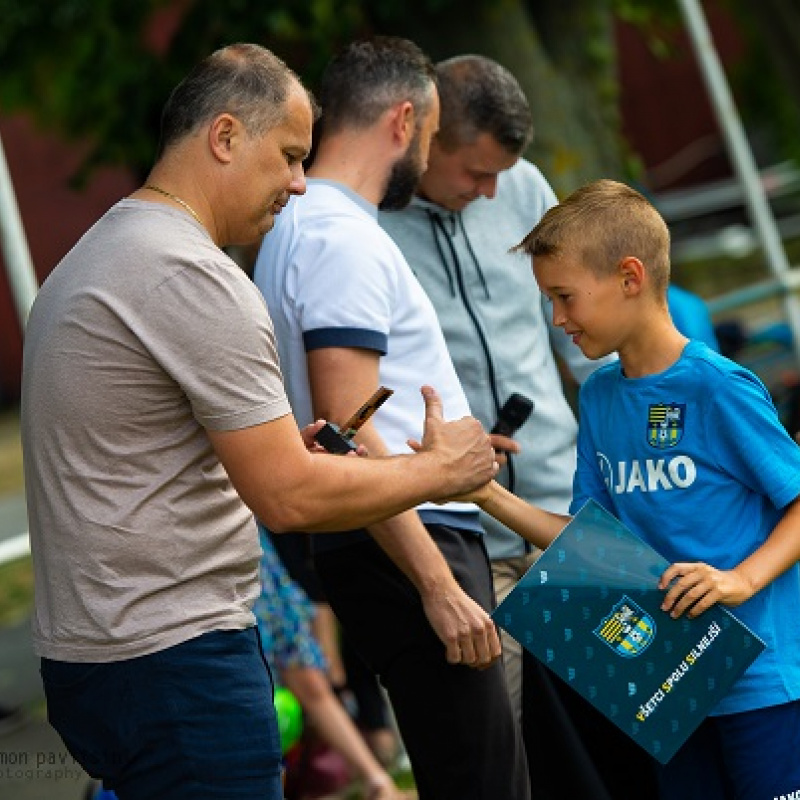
[647,403,685,449]
[594,596,656,658]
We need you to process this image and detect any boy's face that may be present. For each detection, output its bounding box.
[533,252,630,360]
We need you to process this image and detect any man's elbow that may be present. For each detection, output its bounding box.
[257,501,311,534]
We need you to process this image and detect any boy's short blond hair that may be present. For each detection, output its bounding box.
[515,179,671,296]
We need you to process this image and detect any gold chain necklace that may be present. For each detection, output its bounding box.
[143,184,203,226]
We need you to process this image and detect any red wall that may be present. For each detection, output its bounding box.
[616,4,746,191]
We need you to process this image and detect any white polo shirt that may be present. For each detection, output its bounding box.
[254,180,481,529]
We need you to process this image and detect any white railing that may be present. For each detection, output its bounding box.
[0,532,30,567]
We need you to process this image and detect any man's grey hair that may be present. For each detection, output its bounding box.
[158,43,318,155]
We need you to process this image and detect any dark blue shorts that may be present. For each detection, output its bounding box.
[657,699,800,799]
[41,628,283,800]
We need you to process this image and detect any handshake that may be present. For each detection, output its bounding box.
[304,384,515,508]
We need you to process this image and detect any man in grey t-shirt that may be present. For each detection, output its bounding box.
[21,44,497,800]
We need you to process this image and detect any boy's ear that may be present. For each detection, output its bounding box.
[619,256,645,296]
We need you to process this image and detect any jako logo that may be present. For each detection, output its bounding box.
[598,452,697,495]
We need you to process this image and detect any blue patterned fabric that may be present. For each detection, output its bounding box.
[254,525,327,672]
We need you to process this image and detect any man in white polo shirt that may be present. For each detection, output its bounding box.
[254,36,529,800]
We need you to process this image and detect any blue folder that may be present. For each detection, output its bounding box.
[492,498,765,764]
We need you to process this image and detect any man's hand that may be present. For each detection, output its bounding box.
[488,433,520,467]
[299,420,327,452]
[300,419,368,456]
[415,386,498,498]
[658,561,755,618]
[421,578,502,669]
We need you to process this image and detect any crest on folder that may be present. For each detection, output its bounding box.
[594,595,656,658]
[647,403,685,449]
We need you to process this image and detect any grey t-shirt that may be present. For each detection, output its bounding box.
[21,200,291,662]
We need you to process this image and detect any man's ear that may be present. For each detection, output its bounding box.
[619,256,645,295]
[387,101,415,148]
[208,113,239,164]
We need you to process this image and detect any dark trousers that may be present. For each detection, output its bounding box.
[271,529,392,731]
[522,653,660,799]
[339,633,392,730]
[656,700,800,800]
[314,525,531,800]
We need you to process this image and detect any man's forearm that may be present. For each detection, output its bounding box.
[208,407,495,535]
[267,448,479,533]
[367,510,460,597]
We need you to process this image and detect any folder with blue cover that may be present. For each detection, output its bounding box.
[492,499,765,764]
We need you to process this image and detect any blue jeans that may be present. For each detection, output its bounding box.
[41,628,283,800]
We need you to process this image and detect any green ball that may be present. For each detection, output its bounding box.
[273,686,303,754]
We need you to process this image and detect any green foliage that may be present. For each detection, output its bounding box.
[172,0,369,91]
[0,0,167,181]
[0,557,33,627]
[0,409,23,496]
[0,0,371,180]
[2,0,798,184]
[0,0,492,181]
[613,0,683,60]
[723,0,800,166]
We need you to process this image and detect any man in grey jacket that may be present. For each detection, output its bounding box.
[380,54,657,799]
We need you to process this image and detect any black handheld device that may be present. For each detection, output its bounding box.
[490,393,534,440]
[313,387,394,455]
